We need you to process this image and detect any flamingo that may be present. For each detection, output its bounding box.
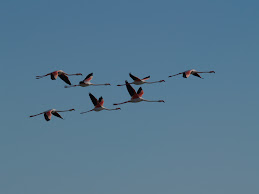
[36,70,82,85]
[65,73,111,88]
[169,69,215,79]
[117,73,165,86]
[29,109,75,121]
[80,93,121,114]
[113,81,165,105]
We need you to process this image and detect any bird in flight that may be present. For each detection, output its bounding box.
[36,70,82,85]
[169,69,215,79]
[114,81,165,105]
[29,108,75,121]
[117,73,165,86]
[80,93,121,114]
[65,73,111,88]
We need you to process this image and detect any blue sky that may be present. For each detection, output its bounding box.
[0,0,258,193]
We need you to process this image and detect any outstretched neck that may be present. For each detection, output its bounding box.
[66,73,82,76]
[142,99,165,103]
[93,83,111,86]
[57,109,75,112]
[146,80,165,84]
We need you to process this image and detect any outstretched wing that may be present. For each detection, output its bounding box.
[192,72,203,79]
[125,81,137,97]
[59,74,72,85]
[52,112,63,119]
[142,75,150,81]
[99,97,104,106]
[89,93,100,107]
[44,112,51,121]
[51,71,59,80]
[84,73,93,82]
[129,73,141,81]
[183,70,192,78]
[137,87,144,97]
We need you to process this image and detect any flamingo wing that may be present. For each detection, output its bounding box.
[129,73,141,81]
[137,87,144,97]
[52,112,64,119]
[99,97,104,106]
[183,70,192,78]
[59,73,72,85]
[44,111,52,121]
[84,73,93,82]
[125,81,137,97]
[192,72,202,79]
[51,71,59,80]
[142,75,150,81]
[89,93,101,107]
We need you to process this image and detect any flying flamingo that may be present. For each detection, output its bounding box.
[65,73,111,88]
[113,81,165,106]
[36,70,82,85]
[80,93,121,114]
[117,73,165,86]
[168,69,215,79]
[29,108,75,121]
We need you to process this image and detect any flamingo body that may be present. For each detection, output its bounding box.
[114,81,165,106]
[169,69,215,79]
[30,108,75,121]
[65,73,110,88]
[117,73,165,86]
[80,93,121,114]
[36,70,82,85]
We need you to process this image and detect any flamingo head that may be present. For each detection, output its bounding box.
[160,80,165,82]
[76,73,83,75]
[116,108,121,110]
[69,109,75,111]
[105,83,111,86]
[159,100,165,103]
[210,71,215,73]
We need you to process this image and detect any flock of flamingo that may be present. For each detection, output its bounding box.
[30,69,215,121]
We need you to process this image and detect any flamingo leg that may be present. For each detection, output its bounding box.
[117,82,133,86]
[64,85,80,88]
[168,73,182,78]
[80,109,94,114]
[29,112,44,117]
[113,101,130,105]
[36,73,51,79]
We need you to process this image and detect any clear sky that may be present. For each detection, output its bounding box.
[0,0,258,193]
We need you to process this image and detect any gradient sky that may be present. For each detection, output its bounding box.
[0,0,258,194]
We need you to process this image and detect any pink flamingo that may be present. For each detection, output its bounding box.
[114,81,165,105]
[117,73,165,86]
[29,108,75,121]
[81,93,121,114]
[169,69,215,79]
[36,70,82,85]
[65,73,110,88]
